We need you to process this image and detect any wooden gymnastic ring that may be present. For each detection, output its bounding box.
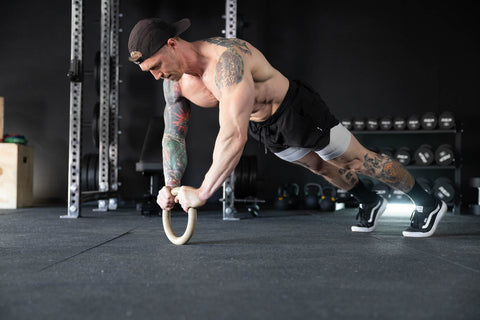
[162,187,197,245]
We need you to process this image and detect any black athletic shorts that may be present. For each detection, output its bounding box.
[248,79,339,153]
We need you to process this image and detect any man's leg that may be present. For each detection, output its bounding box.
[292,151,387,232]
[328,133,447,237]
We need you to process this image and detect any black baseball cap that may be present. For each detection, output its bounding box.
[128,18,191,64]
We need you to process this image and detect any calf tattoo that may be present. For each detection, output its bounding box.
[338,168,358,185]
[363,153,413,192]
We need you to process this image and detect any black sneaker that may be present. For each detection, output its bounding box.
[351,197,388,232]
[402,200,447,238]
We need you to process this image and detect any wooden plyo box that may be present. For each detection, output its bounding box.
[0,143,34,208]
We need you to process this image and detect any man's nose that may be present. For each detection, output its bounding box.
[150,70,162,80]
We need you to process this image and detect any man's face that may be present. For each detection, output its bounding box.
[139,46,182,81]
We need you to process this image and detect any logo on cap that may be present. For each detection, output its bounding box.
[129,51,144,64]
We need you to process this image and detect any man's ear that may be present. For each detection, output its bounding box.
[166,38,177,48]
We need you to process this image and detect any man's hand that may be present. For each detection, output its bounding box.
[173,186,206,212]
[157,186,176,211]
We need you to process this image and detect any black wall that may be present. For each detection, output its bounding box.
[1,1,479,208]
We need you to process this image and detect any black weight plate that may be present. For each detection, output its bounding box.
[92,102,100,148]
[81,154,89,191]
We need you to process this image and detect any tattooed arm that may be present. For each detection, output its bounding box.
[162,79,191,187]
[196,41,255,203]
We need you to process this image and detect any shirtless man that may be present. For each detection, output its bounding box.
[128,18,447,237]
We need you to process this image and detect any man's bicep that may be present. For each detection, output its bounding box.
[163,80,191,137]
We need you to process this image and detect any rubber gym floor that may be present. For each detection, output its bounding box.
[1,206,479,320]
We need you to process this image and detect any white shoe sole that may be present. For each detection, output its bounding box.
[402,201,447,238]
[351,198,388,233]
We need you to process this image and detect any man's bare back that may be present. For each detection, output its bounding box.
[168,37,290,122]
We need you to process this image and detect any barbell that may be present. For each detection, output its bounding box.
[162,187,197,245]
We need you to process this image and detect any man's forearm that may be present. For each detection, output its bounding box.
[162,133,187,187]
[198,130,247,201]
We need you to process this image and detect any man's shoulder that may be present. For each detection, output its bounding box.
[200,37,252,55]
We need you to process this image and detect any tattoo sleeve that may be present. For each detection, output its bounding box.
[162,80,191,187]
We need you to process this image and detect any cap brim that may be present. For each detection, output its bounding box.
[172,18,191,37]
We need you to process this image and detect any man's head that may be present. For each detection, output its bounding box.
[128,18,190,65]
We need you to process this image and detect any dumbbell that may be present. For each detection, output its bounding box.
[379,116,393,130]
[380,147,395,158]
[433,177,455,203]
[372,182,391,199]
[421,112,437,130]
[353,118,366,131]
[341,118,353,130]
[438,111,455,129]
[366,117,379,130]
[393,116,406,130]
[407,114,421,130]
[394,147,412,165]
[435,144,454,166]
[319,186,337,212]
[414,144,435,166]
[416,177,433,194]
[304,183,322,210]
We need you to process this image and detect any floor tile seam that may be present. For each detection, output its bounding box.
[38,227,138,272]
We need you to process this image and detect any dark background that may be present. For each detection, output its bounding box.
[0,0,478,210]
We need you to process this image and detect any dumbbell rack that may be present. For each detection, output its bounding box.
[352,126,463,214]
[64,0,121,218]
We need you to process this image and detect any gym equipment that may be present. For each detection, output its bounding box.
[435,144,454,166]
[92,102,99,148]
[416,177,433,194]
[353,118,366,131]
[286,183,300,209]
[80,153,99,191]
[379,116,393,130]
[274,183,299,210]
[469,177,480,215]
[414,144,434,166]
[366,118,379,130]
[274,184,290,210]
[394,147,411,165]
[379,147,394,158]
[407,114,421,130]
[372,182,391,199]
[341,118,353,130]
[433,177,455,203]
[421,112,437,130]
[393,116,406,130]
[438,111,455,129]
[65,0,121,218]
[162,187,197,245]
[319,185,336,212]
[234,155,258,198]
[94,51,100,95]
[304,183,322,210]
